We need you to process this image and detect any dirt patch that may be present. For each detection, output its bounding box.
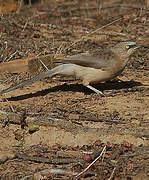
[0,0,149,179]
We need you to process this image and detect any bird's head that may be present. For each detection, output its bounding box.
[112,41,142,57]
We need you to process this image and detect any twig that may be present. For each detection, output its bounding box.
[36,53,50,71]
[38,168,77,176]
[4,96,15,112]
[78,17,123,37]
[20,175,33,180]
[38,59,49,71]
[1,41,8,62]
[17,0,24,13]
[61,5,149,13]
[75,146,106,178]
[0,110,8,115]
[22,14,42,32]
[54,42,65,58]
[15,153,84,164]
[102,146,106,162]
[64,17,123,51]
[4,50,18,62]
[21,168,77,180]
[108,167,116,180]
[93,31,128,37]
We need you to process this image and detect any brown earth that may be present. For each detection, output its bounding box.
[0,0,149,179]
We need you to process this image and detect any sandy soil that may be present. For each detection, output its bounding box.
[0,0,149,179]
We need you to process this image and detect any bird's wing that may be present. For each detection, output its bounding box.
[62,51,117,70]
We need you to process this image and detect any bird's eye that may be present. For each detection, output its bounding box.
[125,45,130,49]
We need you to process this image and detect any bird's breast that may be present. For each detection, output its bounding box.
[110,57,129,77]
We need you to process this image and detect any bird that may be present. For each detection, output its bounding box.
[0,41,142,96]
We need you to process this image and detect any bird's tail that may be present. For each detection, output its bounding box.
[0,65,62,95]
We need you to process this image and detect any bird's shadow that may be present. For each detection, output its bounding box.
[6,80,142,101]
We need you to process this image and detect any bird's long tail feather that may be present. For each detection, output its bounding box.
[0,65,61,95]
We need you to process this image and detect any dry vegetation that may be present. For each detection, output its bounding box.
[0,0,149,179]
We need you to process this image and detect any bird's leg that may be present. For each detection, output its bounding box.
[109,78,124,83]
[86,85,104,96]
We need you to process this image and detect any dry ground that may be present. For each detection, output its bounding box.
[0,0,149,179]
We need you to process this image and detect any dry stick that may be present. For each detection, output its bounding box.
[4,96,15,112]
[4,50,18,62]
[91,31,127,37]
[21,168,77,180]
[75,146,106,179]
[39,59,49,71]
[64,17,123,52]
[64,5,149,12]
[17,0,24,13]
[54,42,65,58]
[35,52,50,71]
[38,43,65,69]
[16,153,84,164]
[22,14,41,32]
[53,42,66,65]
[108,167,116,180]
[102,146,106,162]
[0,110,8,115]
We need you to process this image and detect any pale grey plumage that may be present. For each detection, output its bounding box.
[0,41,142,96]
